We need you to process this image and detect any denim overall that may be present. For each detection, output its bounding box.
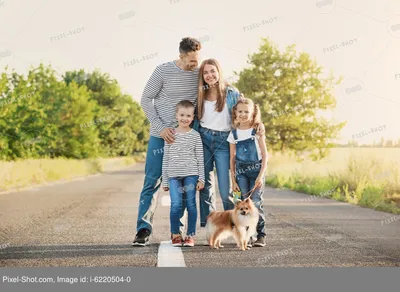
[233,128,266,238]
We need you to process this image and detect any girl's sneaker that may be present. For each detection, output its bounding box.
[171,235,183,247]
[183,236,195,247]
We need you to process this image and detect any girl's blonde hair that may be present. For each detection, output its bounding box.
[197,59,226,121]
[232,97,262,129]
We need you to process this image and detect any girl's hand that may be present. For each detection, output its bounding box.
[256,123,265,137]
[163,187,169,192]
[232,181,240,192]
[254,176,264,189]
[196,182,204,191]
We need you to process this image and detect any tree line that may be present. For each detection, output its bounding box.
[0,64,149,161]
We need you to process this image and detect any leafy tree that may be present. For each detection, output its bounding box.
[0,64,149,160]
[235,38,346,160]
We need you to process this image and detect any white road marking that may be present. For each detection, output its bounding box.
[161,195,170,206]
[157,241,186,267]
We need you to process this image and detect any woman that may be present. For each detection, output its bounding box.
[195,58,264,227]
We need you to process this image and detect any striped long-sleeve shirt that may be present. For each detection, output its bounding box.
[162,129,205,188]
[140,61,199,138]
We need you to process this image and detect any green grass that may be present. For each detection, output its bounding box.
[265,148,400,214]
[0,153,146,192]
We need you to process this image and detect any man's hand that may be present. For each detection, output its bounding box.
[160,128,175,144]
[163,187,169,192]
[196,181,204,191]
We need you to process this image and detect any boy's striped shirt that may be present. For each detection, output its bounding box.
[162,129,205,187]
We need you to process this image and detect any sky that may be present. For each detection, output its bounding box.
[0,0,399,144]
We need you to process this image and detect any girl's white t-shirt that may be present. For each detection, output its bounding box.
[227,128,263,161]
[200,100,231,131]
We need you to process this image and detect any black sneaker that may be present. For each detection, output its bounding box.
[132,229,150,246]
[253,236,266,247]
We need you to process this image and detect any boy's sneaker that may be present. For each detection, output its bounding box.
[171,235,184,247]
[183,236,195,247]
[132,229,151,246]
[253,236,266,247]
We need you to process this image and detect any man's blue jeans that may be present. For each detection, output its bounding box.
[169,176,198,236]
[136,136,186,233]
[198,127,234,226]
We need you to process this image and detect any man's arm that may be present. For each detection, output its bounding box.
[140,65,165,134]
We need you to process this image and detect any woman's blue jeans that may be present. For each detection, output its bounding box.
[198,127,234,226]
[169,176,198,236]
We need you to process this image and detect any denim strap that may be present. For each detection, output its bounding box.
[232,129,238,142]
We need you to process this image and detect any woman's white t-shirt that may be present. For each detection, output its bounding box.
[227,128,264,161]
[200,100,231,132]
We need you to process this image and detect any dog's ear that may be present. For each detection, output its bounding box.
[243,197,250,202]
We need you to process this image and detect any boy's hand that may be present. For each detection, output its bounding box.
[163,187,169,192]
[232,181,240,192]
[196,181,204,191]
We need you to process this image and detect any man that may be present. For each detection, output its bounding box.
[133,37,201,246]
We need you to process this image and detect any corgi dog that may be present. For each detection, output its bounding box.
[205,198,259,251]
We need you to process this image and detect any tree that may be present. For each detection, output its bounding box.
[235,38,346,160]
[0,64,149,160]
[385,139,393,147]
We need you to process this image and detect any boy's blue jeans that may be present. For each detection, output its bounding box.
[136,136,186,233]
[169,176,198,236]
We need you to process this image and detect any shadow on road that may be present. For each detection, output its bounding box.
[0,244,158,260]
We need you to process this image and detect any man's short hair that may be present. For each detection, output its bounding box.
[179,37,202,54]
[176,100,195,112]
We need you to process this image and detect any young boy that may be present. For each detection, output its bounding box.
[162,100,205,247]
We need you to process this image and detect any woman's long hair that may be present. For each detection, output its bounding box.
[231,97,262,129]
[197,59,226,121]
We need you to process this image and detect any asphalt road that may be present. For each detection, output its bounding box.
[0,163,399,267]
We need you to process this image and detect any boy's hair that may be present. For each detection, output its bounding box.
[179,37,202,54]
[232,97,262,129]
[176,100,195,113]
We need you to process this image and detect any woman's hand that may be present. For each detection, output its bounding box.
[239,93,245,102]
[196,181,204,191]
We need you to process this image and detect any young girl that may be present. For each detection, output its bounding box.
[162,100,205,247]
[227,98,268,247]
[195,58,265,228]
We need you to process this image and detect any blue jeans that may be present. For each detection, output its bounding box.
[169,176,198,236]
[199,126,234,226]
[236,166,266,238]
[136,136,186,233]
